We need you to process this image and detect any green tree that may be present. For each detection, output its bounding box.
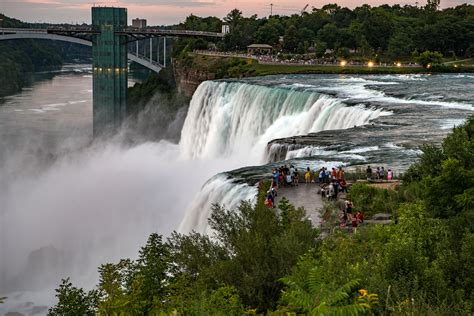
[255,23,280,45]
[48,278,98,316]
[415,50,443,67]
[283,25,299,51]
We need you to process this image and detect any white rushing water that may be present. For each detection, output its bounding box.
[177,80,389,234]
[179,81,391,161]
[0,76,390,314]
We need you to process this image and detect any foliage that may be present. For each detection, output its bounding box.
[48,278,98,316]
[415,50,444,67]
[174,4,474,64]
[0,14,89,97]
[49,116,474,315]
[348,183,402,217]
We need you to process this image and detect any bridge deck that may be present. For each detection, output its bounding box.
[0,27,224,38]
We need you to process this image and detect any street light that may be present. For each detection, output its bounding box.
[368,61,374,67]
[396,62,402,67]
[340,60,347,66]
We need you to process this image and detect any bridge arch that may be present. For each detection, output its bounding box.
[0,33,163,73]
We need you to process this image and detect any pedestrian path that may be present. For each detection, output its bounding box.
[276,184,324,227]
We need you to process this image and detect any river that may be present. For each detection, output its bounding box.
[0,66,473,315]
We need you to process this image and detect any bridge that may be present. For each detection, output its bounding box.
[0,7,224,136]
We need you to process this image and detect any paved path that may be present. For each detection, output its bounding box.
[276,184,324,227]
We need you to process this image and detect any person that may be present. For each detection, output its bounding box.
[328,182,336,201]
[356,210,364,224]
[331,168,337,180]
[340,210,348,229]
[339,179,348,193]
[345,200,353,220]
[376,167,380,180]
[352,213,358,233]
[325,168,331,183]
[387,169,393,181]
[305,167,312,184]
[319,168,324,183]
[272,169,279,188]
[290,165,296,179]
[286,172,292,186]
[266,188,276,208]
[271,178,278,196]
[333,180,339,199]
[337,167,344,181]
[294,168,300,186]
[380,167,385,180]
[366,165,372,180]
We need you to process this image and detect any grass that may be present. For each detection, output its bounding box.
[252,63,429,75]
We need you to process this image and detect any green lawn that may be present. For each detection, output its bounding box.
[252,63,428,75]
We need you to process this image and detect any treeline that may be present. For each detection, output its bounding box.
[0,14,91,96]
[47,116,474,315]
[176,2,474,61]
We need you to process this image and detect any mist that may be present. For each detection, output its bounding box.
[0,132,247,313]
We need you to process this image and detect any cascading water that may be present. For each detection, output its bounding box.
[177,80,390,233]
[179,81,391,162]
[0,75,391,314]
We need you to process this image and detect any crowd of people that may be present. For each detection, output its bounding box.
[263,164,396,233]
[366,166,394,181]
[340,200,364,234]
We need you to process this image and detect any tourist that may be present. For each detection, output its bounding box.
[272,169,279,188]
[333,180,339,199]
[376,167,381,179]
[319,168,324,183]
[294,168,300,186]
[290,165,295,179]
[352,213,358,233]
[340,210,348,229]
[337,167,344,181]
[339,179,348,193]
[366,165,372,180]
[305,167,311,184]
[266,188,276,208]
[328,182,335,201]
[331,168,337,180]
[387,169,393,181]
[356,210,364,224]
[325,168,331,183]
[380,167,385,180]
[345,200,354,220]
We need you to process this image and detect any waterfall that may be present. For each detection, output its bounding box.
[178,175,258,234]
[179,81,391,162]
[178,80,391,233]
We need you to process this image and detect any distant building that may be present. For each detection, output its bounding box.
[132,18,147,28]
[247,44,273,55]
[222,24,230,34]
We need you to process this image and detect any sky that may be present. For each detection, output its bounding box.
[1,0,472,25]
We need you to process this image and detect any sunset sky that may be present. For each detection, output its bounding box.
[1,0,472,25]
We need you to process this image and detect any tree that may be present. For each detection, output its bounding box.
[48,278,98,316]
[425,0,440,12]
[283,25,299,51]
[317,23,340,49]
[415,50,443,67]
[255,23,280,45]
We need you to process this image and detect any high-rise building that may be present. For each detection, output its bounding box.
[92,7,128,136]
[132,18,147,29]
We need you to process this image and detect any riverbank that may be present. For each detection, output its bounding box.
[175,53,474,84]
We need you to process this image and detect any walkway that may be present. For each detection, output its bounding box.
[276,184,324,227]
